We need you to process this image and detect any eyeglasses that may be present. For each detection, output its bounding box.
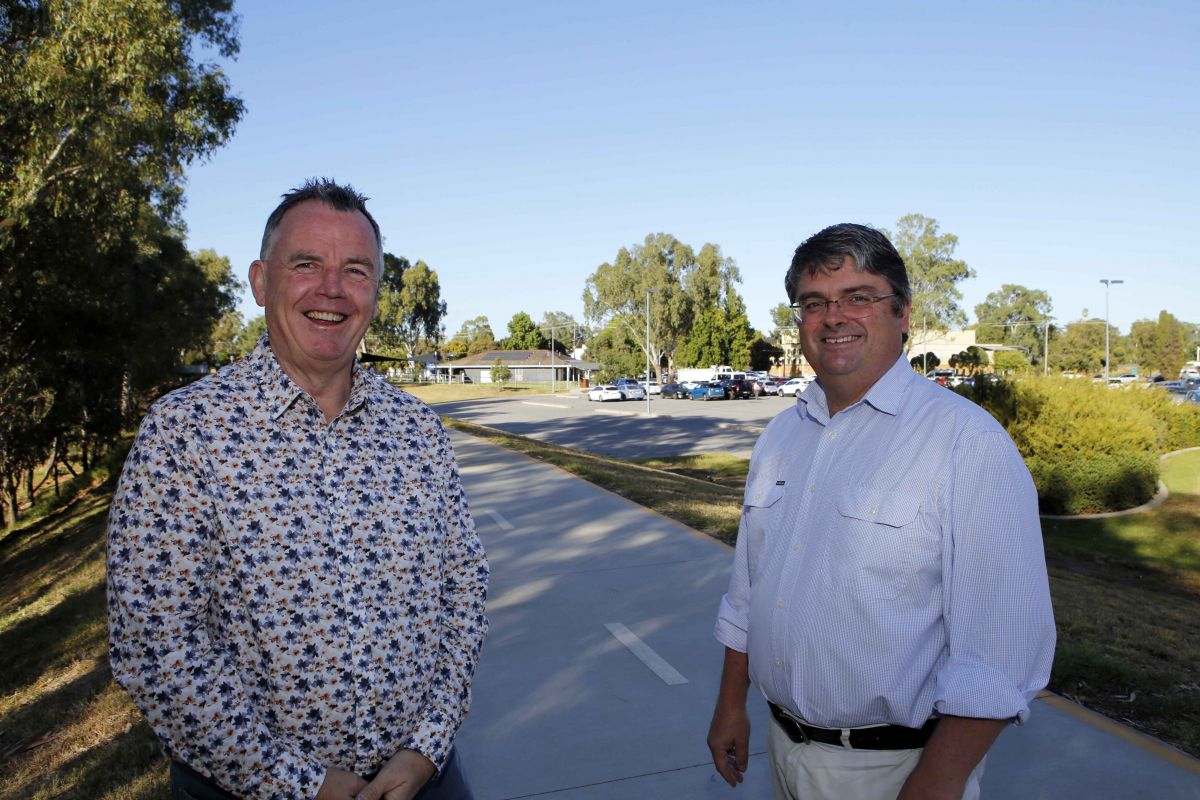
[789,292,897,324]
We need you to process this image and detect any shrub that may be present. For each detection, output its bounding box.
[961,376,1161,514]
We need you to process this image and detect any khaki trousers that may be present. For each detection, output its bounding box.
[767,715,984,800]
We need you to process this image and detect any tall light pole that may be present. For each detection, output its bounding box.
[645,288,653,417]
[1100,279,1123,382]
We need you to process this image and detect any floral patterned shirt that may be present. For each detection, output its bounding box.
[107,337,489,799]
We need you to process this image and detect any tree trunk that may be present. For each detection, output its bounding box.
[26,467,34,507]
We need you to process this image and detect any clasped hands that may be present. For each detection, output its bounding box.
[317,749,436,800]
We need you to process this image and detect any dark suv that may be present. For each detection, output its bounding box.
[722,378,757,399]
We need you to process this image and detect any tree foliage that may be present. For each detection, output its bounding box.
[503,311,548,350]
[0,0,243,524]
[769,303,793,338]
[445,316,497,357]
[887,214,974,337]
[539,311,584,354]
[370,254,447,360]
[993,350,1031,374]
[974,284,1053,364]
[583,234,750,376]
[1128,311,1194,378]
[588,322,646,383]
[1054,319,1119,375]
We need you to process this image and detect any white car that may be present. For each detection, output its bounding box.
[619,383,647,401]
[644,381,662,395]
[588,384,623,402]
[779,376,813,396]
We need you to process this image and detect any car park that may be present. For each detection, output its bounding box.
[690,382,727,401]
[587,384,623,402]
[659,382,690,399]
[779,376,813,396]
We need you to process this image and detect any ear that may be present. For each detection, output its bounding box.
[899,301,911,334]
[249,260,268,307]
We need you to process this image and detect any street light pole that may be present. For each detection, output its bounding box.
[1099,279,1123,382]
[645,288,652,417]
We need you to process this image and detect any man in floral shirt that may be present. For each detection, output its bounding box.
[107,179,489,800]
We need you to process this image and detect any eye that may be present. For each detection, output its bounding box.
[844,294,873,307]
[802,300,826,313]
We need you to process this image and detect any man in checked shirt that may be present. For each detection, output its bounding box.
[107,179,488,800]
[706,223,1055,799]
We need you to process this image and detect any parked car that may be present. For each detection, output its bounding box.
[1183,390,1200,406]
[779,376,813,396]
[758,378,781,395]
[644,381,662,395]
[659,382,690,399]
[618,382,647,401]
[587,384,623,402]
[690,382,727,401]
[722,378,758,399]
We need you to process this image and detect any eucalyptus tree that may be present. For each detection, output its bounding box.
[886,214,974,347]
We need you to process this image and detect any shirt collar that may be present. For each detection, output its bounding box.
[251,335,371,421]
[797,354,915,423]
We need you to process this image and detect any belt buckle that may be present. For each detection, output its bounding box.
[778,706,810,745]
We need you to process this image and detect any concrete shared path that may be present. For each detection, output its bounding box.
[449,430,1200,799]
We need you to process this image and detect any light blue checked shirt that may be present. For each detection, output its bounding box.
[715,356,1055,728]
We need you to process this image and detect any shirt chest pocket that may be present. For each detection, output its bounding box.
[743,479,787,580]
[826,485,926,601]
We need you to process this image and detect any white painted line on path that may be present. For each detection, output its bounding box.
[482,509,515,531]
[521,401,571,409]
[604,622,689,685]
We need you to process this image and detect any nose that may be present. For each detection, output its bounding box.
[822,298,850,323]
[317,265,345,296]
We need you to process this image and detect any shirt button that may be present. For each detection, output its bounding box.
[793,543,802,551]
[775,659,783,668]
[869,507,878,515]
[808,485,816,493]
[778,600,785,609]
[828,431,838,439]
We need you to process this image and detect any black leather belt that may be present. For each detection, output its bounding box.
[768,702,938,750]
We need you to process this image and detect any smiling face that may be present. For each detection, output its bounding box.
[794,256,910,414]
[249,200,380,393]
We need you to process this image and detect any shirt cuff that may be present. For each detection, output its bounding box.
[934,658,1038,725]
[714,594,748,653]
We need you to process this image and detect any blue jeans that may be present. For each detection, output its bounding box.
[170,749,473,800]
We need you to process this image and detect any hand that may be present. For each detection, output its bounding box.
[707,702,750,788]
[316,767,367,800]
[353,749,436,800]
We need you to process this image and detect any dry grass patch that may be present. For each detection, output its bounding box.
[401,382,561,405]
[0,472,168,799]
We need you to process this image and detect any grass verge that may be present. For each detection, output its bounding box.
[0,456,166,799]
[447,419,1200,758]
[400,382,566,405]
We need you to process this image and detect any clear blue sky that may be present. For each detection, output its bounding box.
[181,0,1199,344]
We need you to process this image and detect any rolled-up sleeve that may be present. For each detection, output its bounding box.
[935,429,1056,724]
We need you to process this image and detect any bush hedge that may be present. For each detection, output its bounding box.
[957,376,1200,514]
